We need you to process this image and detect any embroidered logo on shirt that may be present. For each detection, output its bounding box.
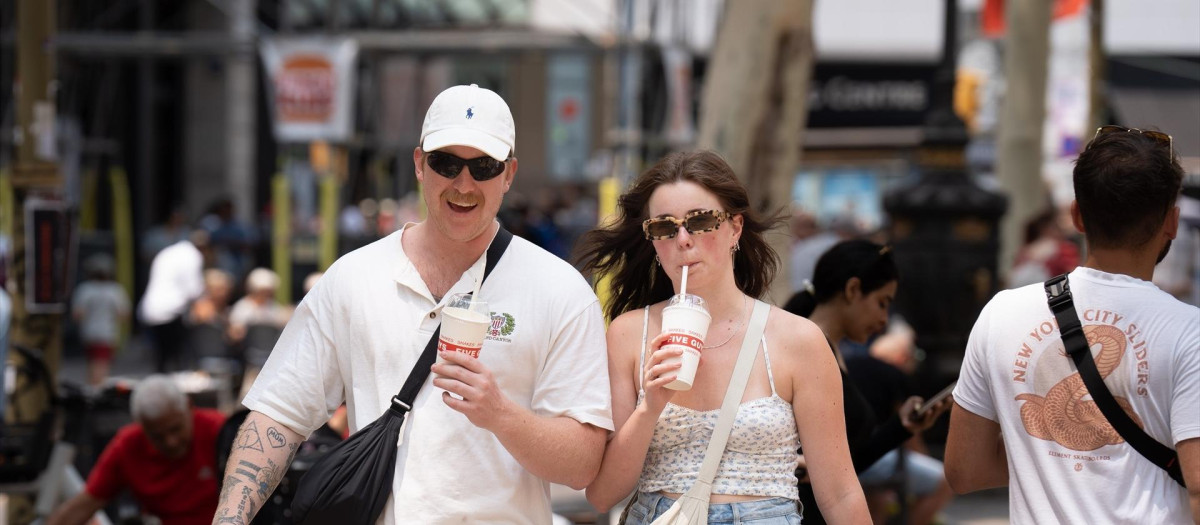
[486,312,515,342]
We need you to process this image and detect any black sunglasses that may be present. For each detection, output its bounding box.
[424,150,508,182]
[643,209,730,240]
[1093,125,1173,158]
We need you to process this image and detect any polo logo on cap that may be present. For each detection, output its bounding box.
[466,107,474,119]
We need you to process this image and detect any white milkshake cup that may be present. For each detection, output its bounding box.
[437,293,490,362]
[660,293,711,391]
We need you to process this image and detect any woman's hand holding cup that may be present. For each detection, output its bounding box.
[641,332,683,414]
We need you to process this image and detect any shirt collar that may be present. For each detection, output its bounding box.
[392,222,490,306]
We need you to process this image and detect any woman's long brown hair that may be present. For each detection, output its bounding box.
[575,150,782,321]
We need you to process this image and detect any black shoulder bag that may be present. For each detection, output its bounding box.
[1043,273,1185,487]
[291,227,514,524]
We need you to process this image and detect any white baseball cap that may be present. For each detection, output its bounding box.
[420,84,516,162]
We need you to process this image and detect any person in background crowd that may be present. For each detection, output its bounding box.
[48,375,226,525]
[783,240,953,525]
[201,198,257,283]
[302,271,324,299]
[946,127,1199,523]
[227,268,290,344]
[213,84,612,524]
[790,212,860,297]
[71,254,131,387]
[847,323,955,525]
[188,269,234,328]
[579,150,870,524]
[139,229,209,373]
[141,206,191,265]
[1008,208,1080,288]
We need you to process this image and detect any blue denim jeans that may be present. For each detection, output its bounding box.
[624,491,803,524]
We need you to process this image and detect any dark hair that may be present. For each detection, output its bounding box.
[1074,129,1183,249]
[783,239,898,318]
[575,150,783,321]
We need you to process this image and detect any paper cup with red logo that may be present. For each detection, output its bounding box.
[437,293,490,363]
[660,294,711,391]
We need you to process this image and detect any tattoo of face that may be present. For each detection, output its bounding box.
[235,420,266,453]
[266,426,287,448]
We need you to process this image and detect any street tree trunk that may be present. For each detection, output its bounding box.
[996,0,1053,282]
[698,0,815,304]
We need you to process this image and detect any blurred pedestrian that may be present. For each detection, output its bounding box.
[790,212,860,296]
[187,269,234,328]
[47,375,226,525]
[139,229,208,372]
[71,254,131,387]
[227,267,289,344]
[200,198,257,282]
[783,240,953,525]
[578,151,869,523]
[228,268,290,400]
[1008,208,1080,288]
[946,127,1199,523]
[141,206,190,265]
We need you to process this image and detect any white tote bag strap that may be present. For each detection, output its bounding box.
[693,299,771,487]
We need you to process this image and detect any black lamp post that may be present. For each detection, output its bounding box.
[883,0,1008,382]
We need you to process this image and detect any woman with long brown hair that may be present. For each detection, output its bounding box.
[578,151,868,524]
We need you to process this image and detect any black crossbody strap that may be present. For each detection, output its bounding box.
[1043,274,1185,487]
[389,227,514,415]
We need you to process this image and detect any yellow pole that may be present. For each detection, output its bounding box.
[318,176,338,270]
[109,167,134,345]
[0,168,12,243]
[272,173,292,304]
[595,175,621,321]
[79,168,98,232]
[109,168,135,304]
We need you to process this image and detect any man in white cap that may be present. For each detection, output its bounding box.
[213,85,613,524]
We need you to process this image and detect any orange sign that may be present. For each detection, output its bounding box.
[276,55,335,123]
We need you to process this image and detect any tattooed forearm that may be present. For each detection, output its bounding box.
[212,411,305,525]
[217,475,241,508]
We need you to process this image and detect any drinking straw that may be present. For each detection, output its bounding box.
[469,260,485,313]
[680,265,689,297]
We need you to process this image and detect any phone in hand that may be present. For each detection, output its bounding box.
[914,381,957,418]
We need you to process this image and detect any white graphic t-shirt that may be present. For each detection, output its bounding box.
[955,267,1199,524]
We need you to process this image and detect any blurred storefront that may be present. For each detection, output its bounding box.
[0,0,730,301]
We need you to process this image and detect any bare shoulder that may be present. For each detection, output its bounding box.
[764,305,829,360]
[608,309,644,342]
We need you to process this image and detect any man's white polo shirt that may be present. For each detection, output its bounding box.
[244,223,613,524]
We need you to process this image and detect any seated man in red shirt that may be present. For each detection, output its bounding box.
[48,375,226,525]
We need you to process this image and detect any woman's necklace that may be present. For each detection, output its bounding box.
[702,295,749,350]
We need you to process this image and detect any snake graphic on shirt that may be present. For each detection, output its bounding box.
[1015,324,1144,451]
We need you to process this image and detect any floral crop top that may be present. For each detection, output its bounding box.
[635,307,801,499]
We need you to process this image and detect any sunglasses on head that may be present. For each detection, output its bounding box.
[643,209,731,240]
[424,150,508,182]
[1093,125,1173,158]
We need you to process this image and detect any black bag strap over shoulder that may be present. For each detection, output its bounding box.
[1043,273,1185,487]
[289,226,516,525]
[390,226,514,416]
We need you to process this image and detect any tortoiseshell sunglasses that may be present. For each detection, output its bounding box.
[642,209,730,240]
